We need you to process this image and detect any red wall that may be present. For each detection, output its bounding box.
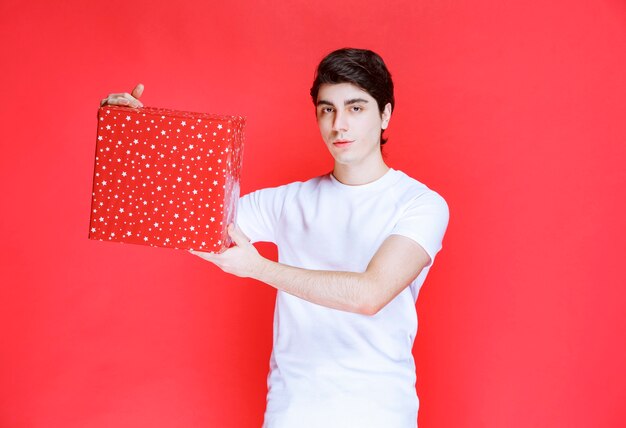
[1,0,625,427]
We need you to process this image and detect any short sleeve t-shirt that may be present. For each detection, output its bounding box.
[237,168,449,428]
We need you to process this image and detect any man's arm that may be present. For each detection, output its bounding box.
[190,224,431,315]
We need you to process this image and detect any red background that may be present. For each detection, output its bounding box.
[1,0,625,427]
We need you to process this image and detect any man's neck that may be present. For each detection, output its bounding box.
[332,158,390,186]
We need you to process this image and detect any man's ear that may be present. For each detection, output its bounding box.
[381,103,392,130]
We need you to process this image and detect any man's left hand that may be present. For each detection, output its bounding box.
[189,224,265,278]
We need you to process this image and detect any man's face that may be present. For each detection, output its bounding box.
[316,83,391,168]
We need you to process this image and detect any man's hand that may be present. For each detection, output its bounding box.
[189,224,267,278]
[100,83,145,108]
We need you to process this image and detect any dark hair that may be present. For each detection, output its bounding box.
[310,48,395,145]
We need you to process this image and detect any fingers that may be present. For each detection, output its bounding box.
[188,249,216,261]
[100,93,142,107]
[227,224,250,248]
[131,83,144,99]
[100,85,144,108]
[188,248,231,272]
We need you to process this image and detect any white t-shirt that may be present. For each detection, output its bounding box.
[237,168,449,428]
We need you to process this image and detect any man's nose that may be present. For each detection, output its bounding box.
[332,111,348,132]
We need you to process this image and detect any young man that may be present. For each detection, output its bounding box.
[101,48,449,428]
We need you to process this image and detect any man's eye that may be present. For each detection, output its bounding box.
[351,106,362,112]
[322,107,334,113]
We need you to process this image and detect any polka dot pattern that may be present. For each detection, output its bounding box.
[88,105,245,252]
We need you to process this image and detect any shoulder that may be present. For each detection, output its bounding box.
[391,170,449,213]
[241,173,329,199]
[388,171,450,263]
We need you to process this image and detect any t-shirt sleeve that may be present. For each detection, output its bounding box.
[236,185,288,244]
[390,190,450,266]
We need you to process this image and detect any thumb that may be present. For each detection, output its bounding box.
[132,83,144,99]
[228,224,250,247]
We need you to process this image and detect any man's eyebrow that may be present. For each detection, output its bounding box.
[316,98,370,107]
[344,98,369,105]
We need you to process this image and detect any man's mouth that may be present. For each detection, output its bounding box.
[333,139,354,148]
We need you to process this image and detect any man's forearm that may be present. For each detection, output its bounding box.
[255,257,381,315]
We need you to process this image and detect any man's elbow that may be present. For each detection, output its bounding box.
[356,302,383,316]
[355,276,414,316]
[354,282,389,316]
[354,296,389,316]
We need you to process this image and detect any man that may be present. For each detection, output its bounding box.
[101,48,449,428]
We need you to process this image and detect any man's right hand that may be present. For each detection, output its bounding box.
[100,83,144,108]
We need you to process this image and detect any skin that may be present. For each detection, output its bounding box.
[100,84,144,108]
[102,82,431,315]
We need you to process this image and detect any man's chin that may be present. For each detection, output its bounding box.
[331,154,358,166]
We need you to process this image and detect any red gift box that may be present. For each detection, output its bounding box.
[88,105,245,252]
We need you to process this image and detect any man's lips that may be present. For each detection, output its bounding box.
[332,140,354,147]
